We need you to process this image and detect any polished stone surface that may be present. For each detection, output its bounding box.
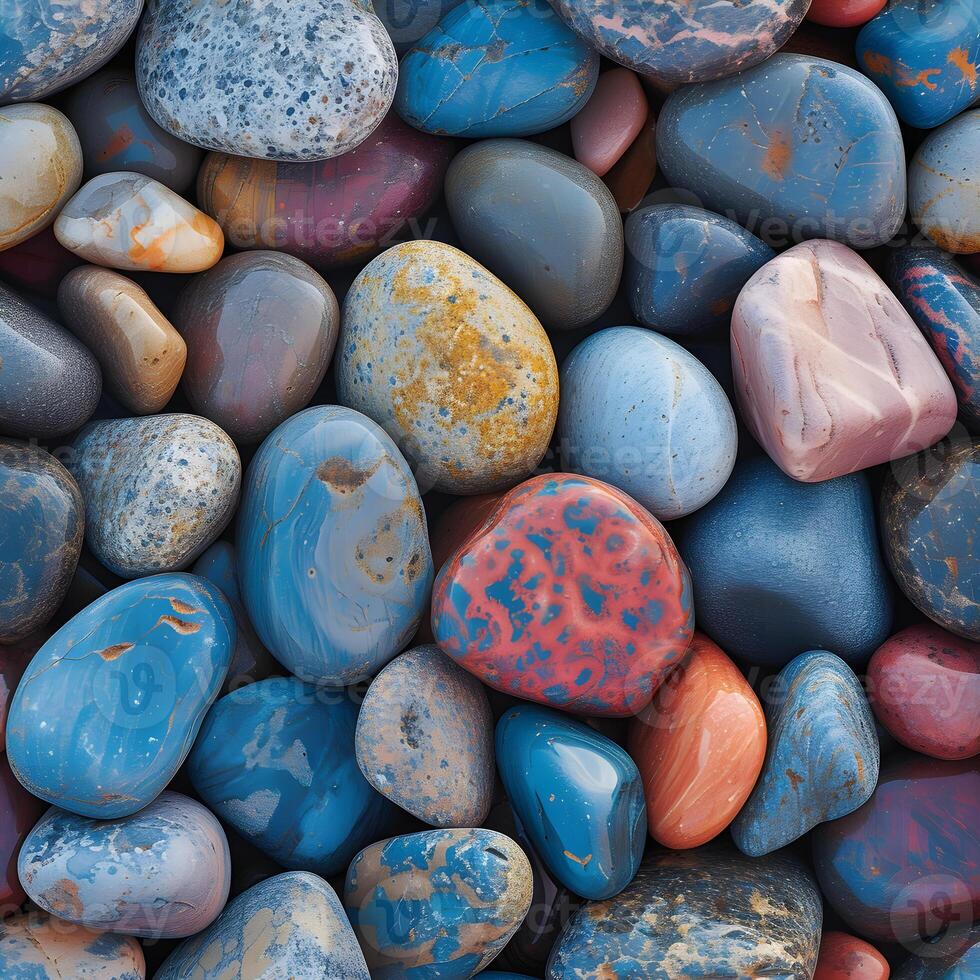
[732,240,956,482]
[356,644,494,827]
[136,0,397,162]
[496,704,645,899]
[814,931,890,980]
[808,0,885,26]
[604,110,657,213]
[237,406,432,685]
[58,265,186,415]
[19,791,231,938]
[70,414,241,578]
[176,251,339,443]
[336,241,559,494]
[559,327,737,519]
[6,572,234,818]
[657,55,906,249]
[0,224,83,295]
[0,754,44,911]
[628,633,766,850]
[570,68,647,177]
[432,473,694,716]
[375,0,464,52]
[396,0,598,138]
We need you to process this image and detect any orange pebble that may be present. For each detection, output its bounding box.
[814,931,890,979]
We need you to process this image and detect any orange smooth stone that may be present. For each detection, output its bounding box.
[814,931,890,979]
[570,68,648,178]
[627,633,766,849]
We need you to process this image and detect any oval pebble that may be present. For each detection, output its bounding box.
[808,0,885,27]
[344,827,532,976]
[336,240,559,494]
[6,572,234,818]
[70,414,241,579]
[19,791,230,938]
[570,67,648,178]
[356,644,494,827]
[0,441,83,644]
[559,326,737,519]
[136,0,397,162]
[156,871,369,980]
[814,931,890,980]
[188,676,397,875]
[432,473,694,716]
[237,406,432,685]
[445,138,623,331]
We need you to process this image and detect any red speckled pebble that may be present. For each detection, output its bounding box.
[814,931,889,979]
[806,0,886,28]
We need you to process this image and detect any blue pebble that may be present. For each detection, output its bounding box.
[559,326,737,520]
[496,704,646,900]
[675,454,893,667]
[731,650,880,857]
[5,573,234,819]
[188,676,397,875]
[395,0,598,137]
[625,204,775,337]
[237,405,433,686]
[856,0,980,129]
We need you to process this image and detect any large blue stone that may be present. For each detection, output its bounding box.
[731,650,880,857]
[624,204,775,337]
[6,573,234,818]
[188,676,397,875]
[496,704,645,900]
[675,454,893,667]
[657,54,906,250]
[395,0,598,137]
[856,0,980,129]
[237,406,432,686]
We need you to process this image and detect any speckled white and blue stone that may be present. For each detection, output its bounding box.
[18,791,231,939]
[156,871,370,980]
[69,414,241,580]
[136,0,399,162]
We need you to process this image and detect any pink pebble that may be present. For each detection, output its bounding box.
[731,239,957,483]
[571,68,647,177]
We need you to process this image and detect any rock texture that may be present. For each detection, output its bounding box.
[570,68,647,177]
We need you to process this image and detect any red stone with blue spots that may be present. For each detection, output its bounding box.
[431,474,694,717]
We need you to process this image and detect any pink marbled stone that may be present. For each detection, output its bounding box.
[732,240,957,483]
[570,68,648,177]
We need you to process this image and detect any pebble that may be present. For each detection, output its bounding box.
[237,406,432,685]
[879,436,978,640]
[62,68,203,193]
[0,225,83,295]
[867,624,980,760]
[175,252,340,444]
[889,245,980,431]
[814,932,890,980]
[547,845,822,978]
[335,240,559,494]
[0,910,145,979]
[432,473,694,716]
[625,203,775,337]
[195,112,453,269]
[188,676,396,874]
[813,753,979,945]
[54,172,224,273]
[732,240,957,482]
[57,265,186,415]
[0,282,102,439]
[496,704,646,900]
[676,454,893,666]
[627,633,766,850]
[856,0,980,128]
[69,414,241,579]
[0,0,144,103]
[570,68,647,177]
[5,572,234,818]
[355,644,495,827]
[731,650,880,857]
[657,54,906,249]
[156,871,369,980]
[909,109,980,254]
[396,0,598,138]
[547,0,809,84]
[445,139,623,331]
[0,103,82,251]
[603,110,657,213]
[18,791,231,939]
[807,0,885,27]
[0,755,44,910]
[0,441,83,644]
[559,326,737,519]
[344,827,533,976]
[375,0,464,53]
[0,635,37,753]
[136,0,397,162]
